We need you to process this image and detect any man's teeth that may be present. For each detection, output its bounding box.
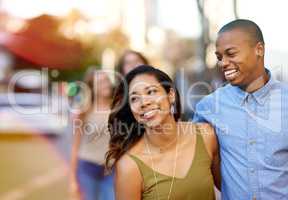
[224,69,237,76]
[224,69,238,79]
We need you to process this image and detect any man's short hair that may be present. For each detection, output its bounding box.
[218,19,264,45]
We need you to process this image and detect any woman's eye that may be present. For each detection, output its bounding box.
[130,96,139,103]
[148,89,157,95]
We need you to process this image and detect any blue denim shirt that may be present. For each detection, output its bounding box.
[193,72,288,200]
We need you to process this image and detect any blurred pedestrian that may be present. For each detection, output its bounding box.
[106,65,220,200]
[70,68,114,200]
[115,50,149,84]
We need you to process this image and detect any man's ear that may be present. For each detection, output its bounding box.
[255,42,265,57]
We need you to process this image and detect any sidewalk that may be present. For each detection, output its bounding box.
[0,135,69,200]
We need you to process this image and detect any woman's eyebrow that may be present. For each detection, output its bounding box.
[129,84,159,95]
[129,91,138,96]
[144,85,158,90]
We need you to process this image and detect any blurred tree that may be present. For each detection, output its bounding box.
[162,30,196,68]
[58,10,129,80]
[1,14,85,81]
[196,0,239,68]
[196,0,210,68]
[2,12,129,82]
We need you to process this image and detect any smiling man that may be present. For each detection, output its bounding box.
[193,19,288,200]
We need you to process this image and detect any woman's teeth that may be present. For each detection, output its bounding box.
[224,69,238,79]
[143,109,158,119]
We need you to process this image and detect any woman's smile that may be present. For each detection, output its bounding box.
[141,108,160,120]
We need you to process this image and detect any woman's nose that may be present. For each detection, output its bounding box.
[140,96,152,108]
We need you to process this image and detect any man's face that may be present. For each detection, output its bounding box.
[215,29,264,88]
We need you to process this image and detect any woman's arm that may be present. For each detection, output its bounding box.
[69,114,84,198]
[200,123,221,191]
[70,114,84,176]
[211,143,221,191]
[114,155,143,200]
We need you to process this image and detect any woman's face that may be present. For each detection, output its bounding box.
[94,72,112,98]
[128,73,175,128]
[122,53,145,75]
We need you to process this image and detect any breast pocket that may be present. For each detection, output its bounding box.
[264,131,288,167]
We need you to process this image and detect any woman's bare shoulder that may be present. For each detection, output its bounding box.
[115,153,143,199]
[196,123,218,158]
[178,121,217,156]
[178,121,214,135]
[115,153,142,179]
[116,139,145,175]
[196,123,215,136]
[178,121,196,135]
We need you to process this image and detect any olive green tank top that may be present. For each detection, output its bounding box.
[128,132,215,200]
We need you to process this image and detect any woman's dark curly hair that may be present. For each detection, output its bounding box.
[105,65,181,171]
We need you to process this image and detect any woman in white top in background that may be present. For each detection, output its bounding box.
[70,68,114,200]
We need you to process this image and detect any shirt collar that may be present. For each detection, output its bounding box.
[252,69,276,105]
[230,68,276,106]
[232,85,248,106]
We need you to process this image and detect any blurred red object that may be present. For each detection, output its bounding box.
[0,31,83,69]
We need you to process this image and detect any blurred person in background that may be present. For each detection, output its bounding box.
[194,19,288,199]
[70,68,114,200]
[106,65,220,200]
[115,50,149,84]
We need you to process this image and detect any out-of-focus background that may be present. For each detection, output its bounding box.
[0,1,287,199]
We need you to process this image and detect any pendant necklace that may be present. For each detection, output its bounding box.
[144,133,180,200]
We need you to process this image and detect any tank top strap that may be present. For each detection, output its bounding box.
[128,153,143,166]
[127,153,152,176]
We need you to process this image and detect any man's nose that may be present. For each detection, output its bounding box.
[218,56,230,69]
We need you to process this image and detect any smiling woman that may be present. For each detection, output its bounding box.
[105,65,221,200]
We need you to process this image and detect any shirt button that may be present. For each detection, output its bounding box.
[249,140,256,145]
[250,168,255,173]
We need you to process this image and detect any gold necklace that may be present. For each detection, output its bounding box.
[144,134,179,200]
[145,136,178,154]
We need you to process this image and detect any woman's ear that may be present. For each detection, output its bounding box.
[168,88,176,104]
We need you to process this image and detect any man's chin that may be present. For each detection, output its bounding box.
[229,81,239,86]
[227,77,242,86]
[229,80,249,92]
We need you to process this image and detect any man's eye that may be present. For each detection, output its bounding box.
[215,54,222,61]
[228,52,236,57]
[216,56,222,61]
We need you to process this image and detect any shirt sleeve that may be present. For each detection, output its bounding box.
[192,98,209,123]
